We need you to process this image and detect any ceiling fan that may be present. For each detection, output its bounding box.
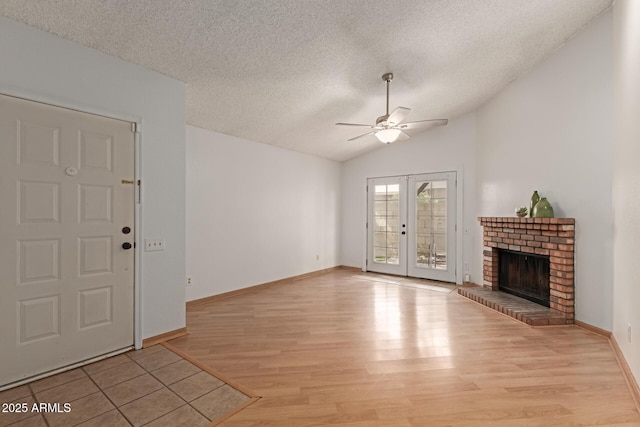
[336,73,448,144]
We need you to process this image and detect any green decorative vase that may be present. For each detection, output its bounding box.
[532,197,554,218]
[530,191,540,218]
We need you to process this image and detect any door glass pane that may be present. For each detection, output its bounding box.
[373,184,399,265]
[415,180,447,270]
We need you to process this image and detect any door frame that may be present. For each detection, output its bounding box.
[1,90,143,350]
[361,169,464,284]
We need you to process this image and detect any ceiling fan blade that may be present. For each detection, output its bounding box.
[398,119,448,130]
[347,131,376,141]
[387,107,411,126]
[396,130,410,141]
[336,122,374,127]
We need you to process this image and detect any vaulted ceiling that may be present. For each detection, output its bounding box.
[0,0,611,161]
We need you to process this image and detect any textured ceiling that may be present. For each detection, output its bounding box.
[0,0,611,161]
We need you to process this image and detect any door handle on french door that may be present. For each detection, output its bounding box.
[402,231,406,235]
[122,242,133,250]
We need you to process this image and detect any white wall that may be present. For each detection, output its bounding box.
[0,17,186,340]
[340,113,477,282]
[185,125,341,301]
[475,11,613,329]
[612,0,640,383]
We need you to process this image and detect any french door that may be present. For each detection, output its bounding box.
[367,172,457,282]
[0,94,135,388]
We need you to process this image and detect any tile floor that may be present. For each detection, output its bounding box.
[0,345,251,427]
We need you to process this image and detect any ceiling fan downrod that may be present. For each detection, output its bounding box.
[377,72,394,126]
[382,72,393,117]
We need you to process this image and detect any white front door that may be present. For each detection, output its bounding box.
[0,94,135,388]
[367,172,457,282]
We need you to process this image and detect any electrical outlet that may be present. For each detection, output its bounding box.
[628,323,632,343]
[186,276,192,287]
[145,238,164,252]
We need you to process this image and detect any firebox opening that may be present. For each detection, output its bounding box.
[498,249,550,307]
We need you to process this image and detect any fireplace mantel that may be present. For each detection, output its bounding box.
[477,216,575,324]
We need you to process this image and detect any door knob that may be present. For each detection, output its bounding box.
[122,242,132,250]
[122,227,131,234]
[402,231,406,235]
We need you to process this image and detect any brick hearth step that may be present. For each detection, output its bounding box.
[457,287,568,326]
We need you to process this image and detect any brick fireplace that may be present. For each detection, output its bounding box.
[477,216,575,324]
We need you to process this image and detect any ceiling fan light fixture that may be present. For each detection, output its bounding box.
[375,128,401,144]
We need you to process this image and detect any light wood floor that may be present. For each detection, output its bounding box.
[169,270,640,426]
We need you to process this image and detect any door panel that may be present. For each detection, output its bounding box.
[0,94,135,388]
[367,177,406,275]
[408,172,457,281]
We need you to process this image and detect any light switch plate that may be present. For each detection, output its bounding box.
[145,238,164,251]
